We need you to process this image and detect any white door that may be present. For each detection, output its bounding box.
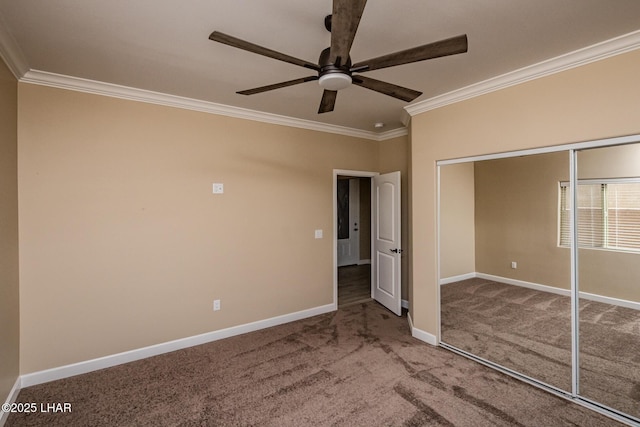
[372,171,402,315]
[337,178,360,266]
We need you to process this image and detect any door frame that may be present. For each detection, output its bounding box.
[333,169,378,309]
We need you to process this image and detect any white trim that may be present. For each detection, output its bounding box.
[439,272,476,285]
[579,291,640,312]
[408,312,437,346]
[406,29,640,117]
[377,127,408,141]
[475,273,570,297]
[20,303,334,387]
[442,272,640,312]
[0,377,22,426]
[436,134,640,166]
[19,70,404,142]
[436,165,442,343]
[570,149,579,396]
[400,109,411,127]
[357,259,371,265]
[401,299,409,310]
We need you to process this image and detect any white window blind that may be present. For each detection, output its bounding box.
[559,180,640,252]
[606,183,640,250]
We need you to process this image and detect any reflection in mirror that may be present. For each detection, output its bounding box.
[577,143,640,421]
[440,151,572,392]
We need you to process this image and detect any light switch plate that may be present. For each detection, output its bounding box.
[315,229,323,239]
[213,183,224,194]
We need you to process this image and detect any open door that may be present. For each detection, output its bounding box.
[372,171,402,316]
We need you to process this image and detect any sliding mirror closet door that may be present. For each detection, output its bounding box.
[576,143,640,421]
[440,151,572,392]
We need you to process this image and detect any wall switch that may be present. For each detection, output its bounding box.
[213,183,224,194]
[511,261,517,269]
[213,299,221,311]
[314,229,323,239]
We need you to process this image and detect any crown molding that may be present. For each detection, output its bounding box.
[0,13,29,79]
[377,127,408,140]
[20,70,407,141]
[405,29,640,117]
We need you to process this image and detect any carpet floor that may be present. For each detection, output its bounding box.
[441,277,640,421]
[7,301,622,426]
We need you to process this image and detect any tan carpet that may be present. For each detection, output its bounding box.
[441,277,640,421]
[7,301,621,426]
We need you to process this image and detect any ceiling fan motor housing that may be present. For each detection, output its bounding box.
[318,47,352,90]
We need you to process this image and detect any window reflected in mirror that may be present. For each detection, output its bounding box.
[439,141,640,423]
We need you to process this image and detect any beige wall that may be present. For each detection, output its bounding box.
[442,143,640,302]
[474,152,570,288]
[410,49,640,336]
[439,162,475,279]
[0,59,20,403]
[379,136,409,300]
[471,145,640,302]
[17,83,381,373]
[578,143,640,179]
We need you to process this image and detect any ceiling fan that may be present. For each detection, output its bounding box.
[209,0,468,114]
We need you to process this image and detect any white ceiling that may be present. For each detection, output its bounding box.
[2,0,640,134]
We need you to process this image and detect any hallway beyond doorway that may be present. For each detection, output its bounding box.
[338,264,371,307]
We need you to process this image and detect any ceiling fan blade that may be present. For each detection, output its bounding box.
[209,31,319,71]
[318,90,338,114]
[329,0,367,66]
[351,34,468,72]
[237,76,318,95]
[352,75,422,102]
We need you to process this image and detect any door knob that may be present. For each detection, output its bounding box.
[390,248,403,253]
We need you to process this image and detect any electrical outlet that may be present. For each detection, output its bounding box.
[511,261,517,269]
[213,299,221,311]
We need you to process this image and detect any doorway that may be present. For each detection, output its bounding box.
[333,169,403,315]
[337,175,372,306]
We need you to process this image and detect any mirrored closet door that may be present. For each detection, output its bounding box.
[439,138,640,425]
[576,143,640,420]
[439,151,572,392]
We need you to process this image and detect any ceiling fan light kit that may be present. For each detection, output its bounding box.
[318,73,352,91]
[209,0,468,114]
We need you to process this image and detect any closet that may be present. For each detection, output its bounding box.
[438,137,640,425]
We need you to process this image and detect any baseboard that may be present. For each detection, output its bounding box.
[579,291,640,311]
[20,303,335,388]
[439,272,476,285]
[407,312,437,346]
[0,377,22,427]
[401,299,409,309]
[357,259,371,265]
[445,272,640,311]
[475,273,570,297]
